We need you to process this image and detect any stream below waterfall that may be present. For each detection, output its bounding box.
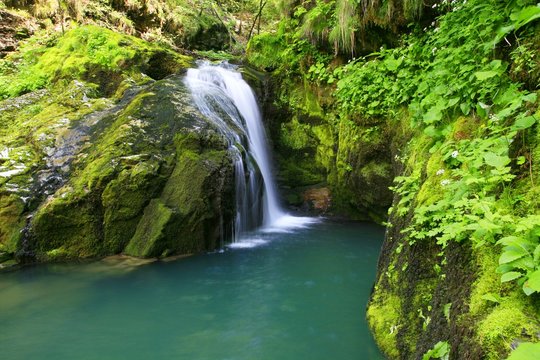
[0,221,384,359]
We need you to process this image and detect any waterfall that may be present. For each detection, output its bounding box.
[185,62,314,243]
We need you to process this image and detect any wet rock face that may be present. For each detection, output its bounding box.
[258,75,393,221]
[0,75,235,262]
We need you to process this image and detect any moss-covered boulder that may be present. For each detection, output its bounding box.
[0,24,239,264]
[1,74,235,263]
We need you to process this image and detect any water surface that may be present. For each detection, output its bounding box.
[0,221,384,359]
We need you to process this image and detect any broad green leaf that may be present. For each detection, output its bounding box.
[525,270,540,292]
[496,236,520,246]
[423,107,443,124]
[493,25,515,46]
[499,249,528,264]
[496,264,515,274]
[447,98,459,108]
[494,86,522,107]
[534,245,540,262]
[460,103,471,115]
[423,341,450,360]
[424,125,441,138]
[512,6,540,29]
[474,71,499,80]
[481,293,501,303]
[501,271,523,283]
[476,103,488,119]
[484,152,510,169]
[511,256,536,271]
[385,57,402,71]
[522,93,537,103]
[522,285,535,296]
[443,303,451,321]
[506,342,540,360]
[512,116,536,131]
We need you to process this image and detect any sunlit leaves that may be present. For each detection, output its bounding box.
[512,116,536,131]
[505,342,540,360]
[474,71,499,80]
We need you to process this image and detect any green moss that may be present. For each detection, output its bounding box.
[0,81,107,145]
[246,33,287,71]
[45,248,69,262]
[277,158,325,187]
[0,194,25,254]
[32,195,103,259]
[469,246,503,316]
[142,135,233,256]
[452,116,482,141]
[101,159,164,253]
[468,247,540,359]
[312,124,335,171]
[477,298,539,359]
[367,290,401,359]
[124,199,173,258]
[416,151,446,207]
[26,77,211,260]
[280,117,313,150]
[286,82,326,118]
[0,25,192,99]
[360,161,392,180]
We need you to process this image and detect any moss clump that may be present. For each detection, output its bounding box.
[367,291,401,359]
[477,298,539,359]
[468,247,504,316]
[467,246,540,359]
[246,33,287,71]
[124,198,173,257]
[32,196,103,259]
[330,121,393,221]
[280,117,314,150]
[0,25,192,99]
[0,194,25,255]
[24,76,234,261]
[101,159,165,254]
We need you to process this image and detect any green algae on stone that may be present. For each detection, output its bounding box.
[124,198,173,258]
[101,158,166,254]
[25,76,234,261]
[124,137,233,258]
[367,291,401,359]
[0,194,25,256]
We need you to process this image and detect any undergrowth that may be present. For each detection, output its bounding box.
[0,25,190,99]
[247,0,540,357]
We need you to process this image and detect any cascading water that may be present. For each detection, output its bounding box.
[185,62,314,243]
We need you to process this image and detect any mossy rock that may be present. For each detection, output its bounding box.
[24,75,235,261]
[262,74,393,220]
[0,25,193,99]
[186,20,230,51]
[0,194,25,255]
[123,198,173,258]
[125,137,234,257]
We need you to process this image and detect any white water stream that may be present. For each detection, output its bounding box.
[185,62,315,244]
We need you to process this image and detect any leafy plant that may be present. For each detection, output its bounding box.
[506,341,540,360]
[422,341,450,360]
